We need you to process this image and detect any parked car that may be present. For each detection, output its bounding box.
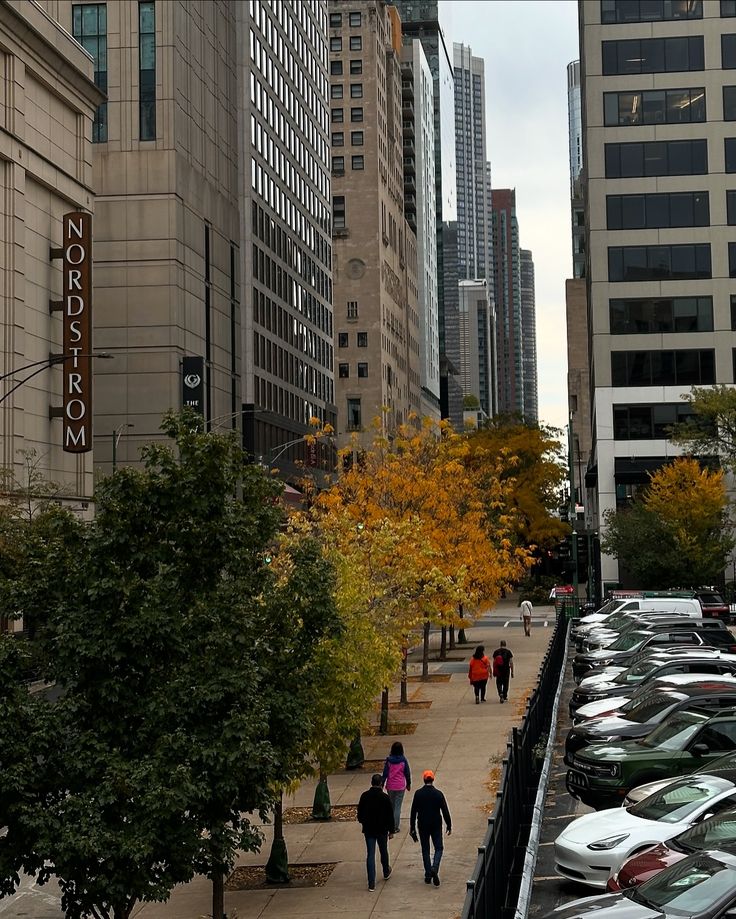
[580,616,729,654]
[541,850,736,919]
[566,706,736,810]
[623,749,736,807]
[573,598,703,639]
[695,589,731,623]
[608,807,736,891]
[565,685,736,761]
[554,774,736,888]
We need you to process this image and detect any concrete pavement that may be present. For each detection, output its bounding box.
[1,598,558,919]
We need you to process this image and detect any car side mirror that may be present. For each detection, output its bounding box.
[692,743,710,756]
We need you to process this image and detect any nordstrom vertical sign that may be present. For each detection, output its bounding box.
[62,212,92,452]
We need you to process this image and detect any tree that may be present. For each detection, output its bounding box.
[601,457,733,588]
[0,411,337,919]
[670,385,736,472]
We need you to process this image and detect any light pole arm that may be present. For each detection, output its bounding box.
[0,362,62,407]
[0,355,64,385]
[0,352,112,407]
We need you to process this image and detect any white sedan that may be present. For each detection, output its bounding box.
[554,775,736,889]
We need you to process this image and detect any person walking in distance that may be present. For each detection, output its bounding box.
[357,773,395,891]
[381,741,412,833]
[520,597,533,637]
[468,645,491,703]
[409,770,452,886]
[492,639,514,703]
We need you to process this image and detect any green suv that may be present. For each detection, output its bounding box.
[566,706,736,810]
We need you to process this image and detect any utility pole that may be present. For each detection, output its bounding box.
[568,414,579,600]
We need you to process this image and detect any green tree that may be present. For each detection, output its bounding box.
[0,411,337,919]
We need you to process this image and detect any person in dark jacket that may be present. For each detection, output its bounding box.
[409,770,452,886]
[357,773,395,891]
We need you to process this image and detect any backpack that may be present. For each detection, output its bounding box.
[493,653,505,677]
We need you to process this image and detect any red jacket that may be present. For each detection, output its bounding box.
[468,656,491,682]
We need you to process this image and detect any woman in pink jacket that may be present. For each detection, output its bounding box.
[381,741,412,833]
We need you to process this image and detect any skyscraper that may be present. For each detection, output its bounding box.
[520,249,538,423]
[579,0,729,589]
[491,188,524,417]
[457,279,495,418]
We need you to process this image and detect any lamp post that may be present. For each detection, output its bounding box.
[0,352,113,407]
[568,415,579,601]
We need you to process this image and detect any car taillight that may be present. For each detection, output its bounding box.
[730,645,736,653]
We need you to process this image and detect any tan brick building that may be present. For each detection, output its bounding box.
[329,0,420,447]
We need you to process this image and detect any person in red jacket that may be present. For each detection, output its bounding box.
[468,645,491,703]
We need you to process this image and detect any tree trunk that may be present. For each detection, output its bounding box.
[346,733,365,769]
[312,771,331,819]
[400,643,408,704]
[379,686,389,734]
[113,903,135,919]
[265,795,290,883]
[421,619,430,680]
[439,624,447,661]
[212,873,224,919]
[457,602,467,645]
[449,623,456,650]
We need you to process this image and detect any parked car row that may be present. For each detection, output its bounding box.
[545,594,736,919]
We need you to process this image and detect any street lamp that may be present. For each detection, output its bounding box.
[266,432,336,468]
[112,423,135,471]
[0,352,113,406]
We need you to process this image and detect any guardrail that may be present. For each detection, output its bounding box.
[459,612,568,919]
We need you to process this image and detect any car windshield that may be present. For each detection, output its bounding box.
[607,631,649,652]
[628,854,736,915]
[619,687,682,714]
[701,594,726,606]
[622,693,679,724]
[629,777,732,824]
[677,809,736,852]
[596,599,623,617]
[614,658,662,684]
[639,709,709,750]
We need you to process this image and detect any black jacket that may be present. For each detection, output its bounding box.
[357,786,394,836]
[410,784,451,833]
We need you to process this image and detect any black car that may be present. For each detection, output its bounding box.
[565,685,736,760]
[579,616,728,653]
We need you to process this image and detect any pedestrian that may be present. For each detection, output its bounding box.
[409,770,452,886]
[357,773,395,891]
[381,741,411,833]
[468,644,491,703]
[520,597,533,636]
[492,639,514,703]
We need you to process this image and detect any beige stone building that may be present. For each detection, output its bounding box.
[0,0,102,503]
[329,0,420,448]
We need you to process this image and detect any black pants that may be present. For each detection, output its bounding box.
[496,671,509,699]
[471,679,488,701]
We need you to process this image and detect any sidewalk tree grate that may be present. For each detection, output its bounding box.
[388,699,432,709]
[225,862,337,890]
[335,758,385,774]
[283,805,357,824]
[364,721,417,736]
[406,673,450,683]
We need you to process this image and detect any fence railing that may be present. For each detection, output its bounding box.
[459,613,568,919]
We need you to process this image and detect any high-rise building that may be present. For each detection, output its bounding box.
[328,0,420,447]
[520,249,538,423]
[491,188,524,417]
[457,279,495,418]
[568,59,586,281]
[401,40,441,421]
[440,220,465,429]
[580,0,732,589]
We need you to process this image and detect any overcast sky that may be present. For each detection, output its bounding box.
[449,0,579,431]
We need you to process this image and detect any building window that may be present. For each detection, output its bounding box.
[332,155,345,173]
[338,332,348,347]
[331,84,344,99]
[606,192,709,229]
[138,1,156,140]
[603,88,705,126]
[350,36,362,50]
[613,403,697,439]
[347,398,362,431]
[338,363,349,378]
[611,349,715,386]
[329,12,342,27]
[332,108,344,122]
[723,0,736,15]
[351,107,364,122]
[332,132,345,146]
[351,155,364,170]
[609,296,714,333]
[729,242,736,277]
[357,331,368,347]
[602,37,704,75]
[731,295,736,329]
[351,130,364,145]
[331,61,343,75]
[72,4,107,142]
[600,0,702,22]
[729,191,736,225]
[725,35,736,68]
[347,300,359,319]
[357,362,368,378]
[608,244,711,282]
[350,83,363,98]
[350,59,363,74]
[330,37,342,51]
[605,139,707,178]
[349,11,361,26]
[726,86,736,120]
[333,195,346,229]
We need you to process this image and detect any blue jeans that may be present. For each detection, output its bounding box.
[364,833,390,887]
[387,789,405,832]
[419,825,443,878]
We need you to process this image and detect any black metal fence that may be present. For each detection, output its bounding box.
[460,614,568,919]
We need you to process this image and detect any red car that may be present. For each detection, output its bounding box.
[608,807,736,891]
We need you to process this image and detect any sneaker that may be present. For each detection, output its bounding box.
[369,884,376,891]
[424,876,432,884]
[481,698,486,703]
[432,871,441,887]
[475,697,480,704]
[383,867,392,880]
[499,696,504,703]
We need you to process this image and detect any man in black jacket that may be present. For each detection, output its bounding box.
[357,773,395,890]
[409,770,452,886]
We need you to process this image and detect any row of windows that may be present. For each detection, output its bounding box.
[602,36,704,75]
[605,139,707,178]
[611,349,715,386]
[332,131,363,146]
[331,83,363,99]
[330,36,362,51]
[331,106,363,123]
[338,331,368,347]
[613,403,696,440]
[608,245,711,282]
[332,154,364,172]
[329,11,362,28]
[253,330,333,403]
[338,362,368,378]
[254,374,334,427]
[604,88,705,126]
[600,0,702,23]
[606,192,709,230]
[330,60,363,76]
[610,297,714,334]
[252,287,333,377]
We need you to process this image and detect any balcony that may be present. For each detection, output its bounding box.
[403,137,415,155]
[404,154,416,175]
[402,80,414,99]
[402,99,414,117]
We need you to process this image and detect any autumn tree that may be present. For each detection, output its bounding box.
[602,457,733,588]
